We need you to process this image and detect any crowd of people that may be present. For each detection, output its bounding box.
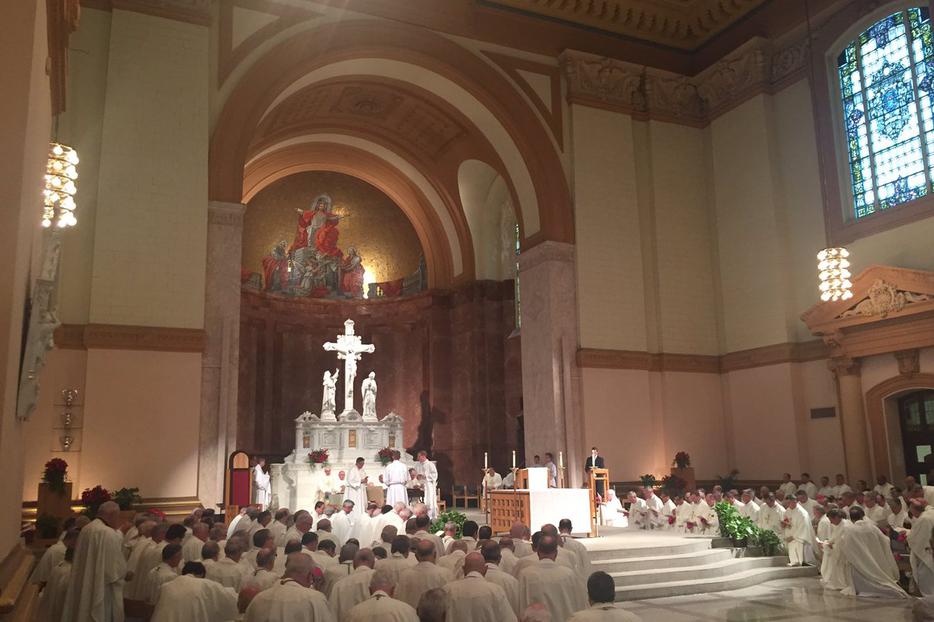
[604,472,934,602]
[29,469,934,621]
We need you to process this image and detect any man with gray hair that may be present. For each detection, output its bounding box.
[395,539,453,608]
[345,567,418,621]
[245,552,333,621]
[517,534,587,622]
[481,540,520,615]
[207,538,249,590]
[444,551,517,621]
[416,587,447,622]
[61,501,127,622]
[329,548,376,620]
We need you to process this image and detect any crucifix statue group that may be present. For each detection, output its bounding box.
[322,319,378,421]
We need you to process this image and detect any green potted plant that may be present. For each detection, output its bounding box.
[715,469,740,492]
[639,474,657,489]
[113,487,142,511]
[670,451,695,490]
[430,509,467,537]
[714,501,756,548]
[754,527,783,556]
[34,514,61,540]
[659,474,686,497]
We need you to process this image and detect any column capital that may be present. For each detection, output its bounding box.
[894,349,920,377]
[828,356,861,376]
[518,240,575,273]
[208,201,246,226]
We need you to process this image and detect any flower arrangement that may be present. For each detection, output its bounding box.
[639,474,657,488]
[672,452,691,469]
[659,474,687,497]
[42,458,69,494]
[80,485,112,518]
[308,449,330,468]
[376,447,394,466]
[113,487,142,511]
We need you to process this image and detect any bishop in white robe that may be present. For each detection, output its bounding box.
[415,452,439,519]
[61,502,127,622]
[254,458,271,509]
[840,516,908,599]
[601,490,626,527]
[346,459,370,511]
[383,454,410,507]
[444,553,517,622]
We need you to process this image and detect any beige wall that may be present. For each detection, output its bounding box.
[0,0,51,555]
[88,9,209,329]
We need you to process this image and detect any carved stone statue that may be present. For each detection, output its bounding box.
[322,369,339,416]
[323,319,375,415]
[361,371,377,421]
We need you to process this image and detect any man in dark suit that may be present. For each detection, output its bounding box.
[584,446,605,500]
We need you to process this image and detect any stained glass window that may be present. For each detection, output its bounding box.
[837,7,934,218]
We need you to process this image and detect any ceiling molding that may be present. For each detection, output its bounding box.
[485,0,767,51]
[482,51,564,149]
[562,34,808,126]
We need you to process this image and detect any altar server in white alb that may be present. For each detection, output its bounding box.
[415,451,439,519]
[781,496,814,567]
[61,501,128,622]
[346,457,370,510]
[383,450,410,507]
[254,457,271,510]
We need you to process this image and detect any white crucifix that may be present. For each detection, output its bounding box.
[323,319,375,416]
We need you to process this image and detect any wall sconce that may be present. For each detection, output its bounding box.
[818,248,853,302]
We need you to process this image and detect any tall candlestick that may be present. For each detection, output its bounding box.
[559,451,563,469]
[512,450,516,469]
[484,452,488,470]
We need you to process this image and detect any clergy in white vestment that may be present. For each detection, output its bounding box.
[151,562,238,622]
[35,549,73,622]
[795,491,819,520]
[480,541,520,616]
[908,506,934,597]
[863,495,890,524]
[345,568,418,622]
[331,501,358,546]
[756,494,786,533]
[873,475,895,500]
[329,549,376,621]
[269,509,290,547]
[567,570,643,622]
[832,474,853,499]
[254,457,271,509]
[517,535,587,622]
[318,467,345,504]
[886,498,910,532]
[781,498,814,566]
[383,452,410,507]
[312,537,340,569]
[700,494,720,535]
[673,496,692,533]
[412,515,445,557]
[323,543,358,597]
[820,510,852,591]
[438,541,468,579]
[125,523,164,600]
[376,535,418,584]
[817,476,834,499]
[395,539,453,609]
[625,492,648,529]
[61,501,128,622]
[739,490,760,522]
[502,469,516,488]
[346,457,370,511]
[482,468,503,494]
[544,452,559,488]
[242,548,280,593]
[778,473,798,499]
[415,451,439,519]
[245,553,335,622]
[182,522,209,562]
[32,527,77,587]
[800,473,819,499]
[207,539,250,591]
[286,511,314,545]
[839,509,909,599]
[657,492,677,530]
[601,489,626,527]
[146,544,182,605]
[444,553,517,622]
[641,488,664,529]
[559,519,592,576]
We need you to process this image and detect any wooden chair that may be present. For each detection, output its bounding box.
[436,490,447,513]
[451,484,480,509]
[224,450,252,525]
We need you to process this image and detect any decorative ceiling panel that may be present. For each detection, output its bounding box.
[483,0,769,50]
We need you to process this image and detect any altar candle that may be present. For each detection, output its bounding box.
[484,452,488,469]
[512,450,516,469]
[559,451,563,469]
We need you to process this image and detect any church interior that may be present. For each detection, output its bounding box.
[4,0,934,619]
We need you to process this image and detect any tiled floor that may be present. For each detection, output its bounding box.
[615,577,917,621]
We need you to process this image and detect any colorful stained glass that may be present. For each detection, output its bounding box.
[838,7,933,218]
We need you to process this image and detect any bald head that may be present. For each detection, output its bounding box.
[463,552,487,576]
[192,522,210,541]
[450,540,469,554]
[538,534,559,560]
[509,522,528,539]
[481,540,501,565]
[498,536,514,552]
[415,539,437,562]
[369,568,396,596]
[284,552,316,587]
[353,548,375,569]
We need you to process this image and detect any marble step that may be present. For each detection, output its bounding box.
[593,548,733,572]
[609,555,795,587]
[614,562,818,600]
[586,538,712,561]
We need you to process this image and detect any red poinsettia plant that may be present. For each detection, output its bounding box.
[672,451,691,469]
[80,485,112,518]
[376,447,394,466]
[42,458,69,494]
[308,449,330,468]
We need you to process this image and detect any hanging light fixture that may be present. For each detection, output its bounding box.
[817,247,853,301]
[43,142,79,228]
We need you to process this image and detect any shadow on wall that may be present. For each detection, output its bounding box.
[409,390,454,492]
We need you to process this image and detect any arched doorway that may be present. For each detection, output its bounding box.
[895,389,934,485]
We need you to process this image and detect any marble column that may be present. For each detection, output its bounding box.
[199,201,245,507]
[830,357,872,484]
[518,241,583,486]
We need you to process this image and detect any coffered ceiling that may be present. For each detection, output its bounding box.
[483,0,769,50]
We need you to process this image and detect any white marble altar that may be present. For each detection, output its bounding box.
[269,319,413,511]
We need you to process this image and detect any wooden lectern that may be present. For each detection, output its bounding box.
[588,468,609,537]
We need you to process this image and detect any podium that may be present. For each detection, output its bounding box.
[589,468,609,536]
[489,467,590,536]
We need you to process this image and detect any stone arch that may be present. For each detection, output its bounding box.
[864,373,934,481]
[209,18,573,250]
[457,160,516,281]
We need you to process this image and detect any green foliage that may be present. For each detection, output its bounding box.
[430,509,467,538]
[34,514,60,539]
[113,487,142,511]
[659,474,686,497]
[639,474,657,489]
[715,469,740,492]
[752,527,783,555]
[714,501,756,543]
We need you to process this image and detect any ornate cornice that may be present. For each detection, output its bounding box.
[83,0,212,26]
[54,324,207,352]
[517,240,575,273]
[562,35,809,126]
[208,201,246,226]
[46,0,80,115]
